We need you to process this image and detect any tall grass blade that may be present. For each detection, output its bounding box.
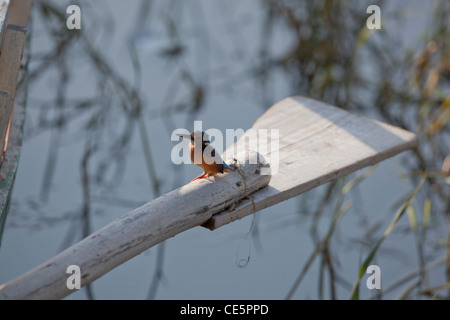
[288,168,377,299]
[350,177,426,299]
[422,197,431,230]
[407,204,418,233]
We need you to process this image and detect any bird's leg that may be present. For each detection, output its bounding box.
[191,172,209,182]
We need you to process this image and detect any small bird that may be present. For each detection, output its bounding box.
[176,131,234,181]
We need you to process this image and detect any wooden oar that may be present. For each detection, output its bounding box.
[0,96,416,299]
[205,96,416,229]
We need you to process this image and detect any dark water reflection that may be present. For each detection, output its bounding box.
[0,0,449,299]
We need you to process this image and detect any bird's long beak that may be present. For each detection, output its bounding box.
[176,133,191,140]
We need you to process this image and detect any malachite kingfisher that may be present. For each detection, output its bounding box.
[176,130,234,181]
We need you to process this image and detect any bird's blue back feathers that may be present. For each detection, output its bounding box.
[222,162,234,172]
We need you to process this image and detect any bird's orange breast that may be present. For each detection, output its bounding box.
[189,143,222,175]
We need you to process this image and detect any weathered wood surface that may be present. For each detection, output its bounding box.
[0,151,270,299]
[0,95,416,299]
[205,96,417,229]
[4,0,32,28]
[0,0,32,163]
[0,26,26,158]
[0,0,9,48]
[0,67,26,245]
[0,0,31,245]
